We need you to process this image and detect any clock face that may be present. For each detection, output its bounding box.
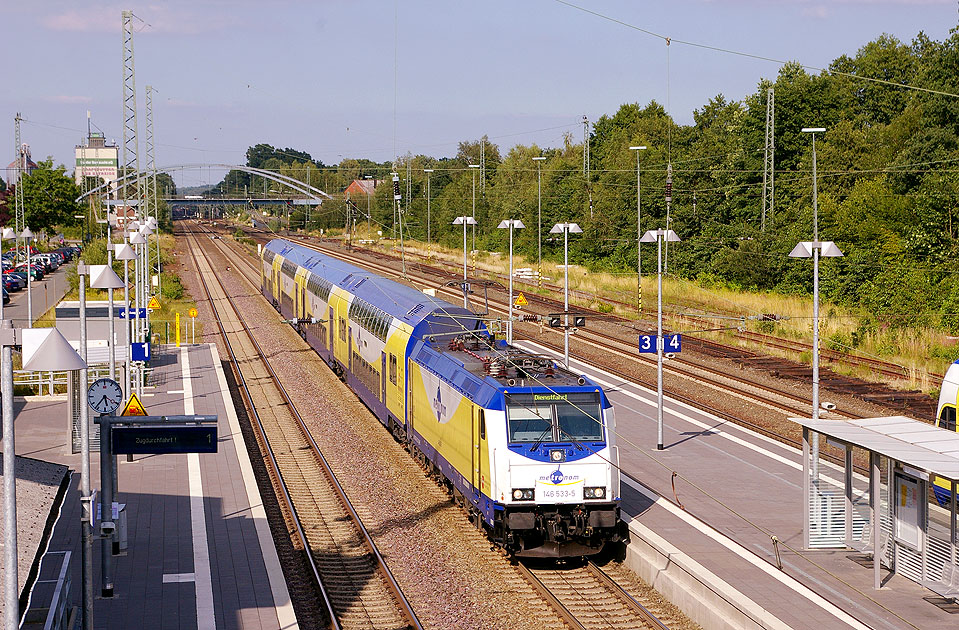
[87,378,123,415]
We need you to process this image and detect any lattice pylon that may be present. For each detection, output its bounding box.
[761,87,775,231]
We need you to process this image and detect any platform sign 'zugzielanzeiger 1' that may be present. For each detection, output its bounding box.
[111,425,217,454]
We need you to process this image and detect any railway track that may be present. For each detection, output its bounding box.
[190,222,689,630]
[256,232,835,421]
[520,561,671,630]
[183,226,421,630]
[306,231,936,385]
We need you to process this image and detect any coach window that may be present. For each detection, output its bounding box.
[940,405,957,432]
[339,317,347,342]
[389,354,398,385]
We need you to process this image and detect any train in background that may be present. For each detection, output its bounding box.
[261,239,627,557]
[934,361,959,505]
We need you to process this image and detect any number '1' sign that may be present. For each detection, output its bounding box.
[638,334,682,354]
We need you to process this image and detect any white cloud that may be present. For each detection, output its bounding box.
[41,5,228,35]
[801,5,830,18]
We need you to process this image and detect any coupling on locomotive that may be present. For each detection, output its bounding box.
[262,239,628,557]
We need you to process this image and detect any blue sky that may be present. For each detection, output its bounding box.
[2,1,956,190]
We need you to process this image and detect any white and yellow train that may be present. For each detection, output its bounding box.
[262,239,626,557]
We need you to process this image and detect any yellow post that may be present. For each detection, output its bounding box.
[175,311,181,347]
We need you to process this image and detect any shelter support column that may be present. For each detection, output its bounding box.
[952,480,957,570]
[803,428,810,550]
[844,445,853,547]
[872,451,881,590]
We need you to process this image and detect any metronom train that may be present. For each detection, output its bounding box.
[262,239,627,557]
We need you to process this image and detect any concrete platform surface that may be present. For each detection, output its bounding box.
[9,343,296,630]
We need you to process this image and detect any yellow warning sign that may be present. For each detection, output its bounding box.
[120,393,148,417]
[188,307,198,318]
[147,296,161,310]
[514,292,528,307]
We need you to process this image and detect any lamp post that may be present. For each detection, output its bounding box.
[424,169,434,260]
[452,216,477,308]
[792,125,840,479]
[533,156,546,287]
[497,220,525,343]
[640,228,681,451]
[363,175,373,236]
[469,164,480,269]
[550,222,582,367]
[138,222,154,350]
[115,242,137,400]
[20,227,33,328]
[629,146,647,315]
[3,326,85,630]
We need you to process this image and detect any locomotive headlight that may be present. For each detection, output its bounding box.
[512,488,534,501]
[584,487,606,499]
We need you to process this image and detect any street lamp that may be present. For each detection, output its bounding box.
[424,169,434,260]
[497,219,525,343]
[3,326,85,630]
[469,164,480,268]
[792,125,840,479]
[115,242,137,400]
[533,156,546,287]
[550,222,582,367]
[363,174,374,236]
[452,216,477,307]
[629,146,647,315]
[640,228,681,451]
[20,227,33,328]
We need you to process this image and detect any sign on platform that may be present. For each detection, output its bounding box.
[111,425,218,455]
[514,292,528,307]
[131,342,151,362]
[120,393,147,417]
[638,333,682,354]
[147,296,161,310]
[117,307,147,319]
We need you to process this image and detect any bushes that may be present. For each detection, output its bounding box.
[160,273,184,300]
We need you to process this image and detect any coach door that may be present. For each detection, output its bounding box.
[472,407,485,500]
[348,326,353,372]
[329,306,334,350]
[382,353,387,403]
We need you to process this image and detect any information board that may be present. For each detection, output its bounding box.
[112,425,218,454]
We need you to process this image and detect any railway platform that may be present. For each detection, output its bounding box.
[525,340,958,630]
[8,343,297,630]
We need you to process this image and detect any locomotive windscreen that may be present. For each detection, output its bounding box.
[506,392,603,443]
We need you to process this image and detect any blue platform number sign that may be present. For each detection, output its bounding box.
[664,333,681,353]
[131,342,151,362]
[638,334,682,354]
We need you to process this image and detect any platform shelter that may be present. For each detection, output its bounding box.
[788,416,959,597]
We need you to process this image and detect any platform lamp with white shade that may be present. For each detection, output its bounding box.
[3,326,85,630]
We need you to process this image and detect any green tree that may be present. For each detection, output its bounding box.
[20,160,83,232]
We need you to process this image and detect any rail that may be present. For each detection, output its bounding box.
[185,227,421,630]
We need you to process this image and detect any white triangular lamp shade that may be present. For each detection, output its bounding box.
[1,228,15,239]
[129,232,147,245]
[88,264,125,289]
[22,328,86,371]
[114,244,136,261]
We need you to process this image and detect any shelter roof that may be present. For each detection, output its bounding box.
[788,415,959,480]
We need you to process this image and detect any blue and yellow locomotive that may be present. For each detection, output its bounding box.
[262,239,626,557]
